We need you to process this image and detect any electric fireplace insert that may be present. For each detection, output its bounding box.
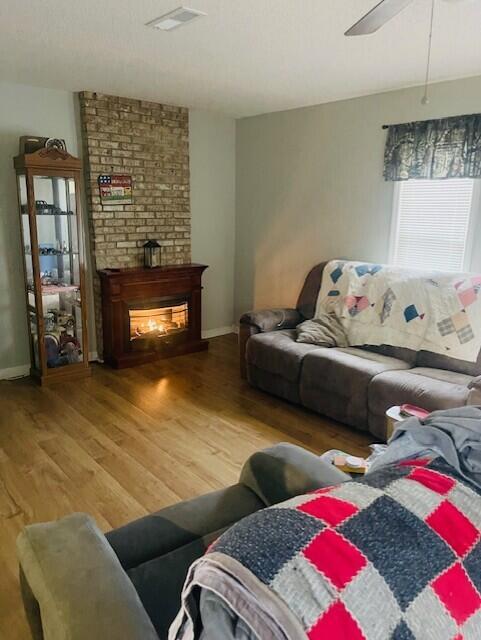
[129,299,189,343]
[99,264,208,368]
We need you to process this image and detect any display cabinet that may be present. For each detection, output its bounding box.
[14,147,90,384]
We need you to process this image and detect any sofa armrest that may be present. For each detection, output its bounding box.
[468,376,481,404]
[239,442,350,507]
[240,308,303,333]
[17,513,159,640]
[468,376,481,391]
[239,308,303,378]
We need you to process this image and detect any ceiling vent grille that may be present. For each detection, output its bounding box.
[146,7,206,31]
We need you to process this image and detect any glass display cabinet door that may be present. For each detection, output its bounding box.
[32,175,85,369]
[18,174,41,370]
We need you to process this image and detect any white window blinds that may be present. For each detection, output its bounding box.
[390,178,477,272]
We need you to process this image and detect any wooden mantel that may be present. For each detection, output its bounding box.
[98,264,208,368]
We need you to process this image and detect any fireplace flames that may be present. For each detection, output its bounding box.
[129,303,188,341]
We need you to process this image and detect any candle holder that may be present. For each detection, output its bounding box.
[143,240,161,268]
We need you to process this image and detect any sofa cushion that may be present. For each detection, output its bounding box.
[127,527,227,640]
[362,344,417,366]
[107,484,264,572]
[247,365,301,404]
[246,330,321,383]
[368,368,472,421]
[416,349,481,377]
[300,347,411,428]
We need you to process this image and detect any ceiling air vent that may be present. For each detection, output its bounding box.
[146,7,206,31]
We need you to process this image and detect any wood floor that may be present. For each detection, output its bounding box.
[0,334,370,639]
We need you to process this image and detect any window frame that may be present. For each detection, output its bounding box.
[388,178,481,272]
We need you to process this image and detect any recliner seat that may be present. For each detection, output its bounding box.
[368,367,474,439]
[300,347,411,430]
[246,329,322,403]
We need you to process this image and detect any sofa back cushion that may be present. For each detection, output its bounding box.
[416,349,481,376]
[296,262,328,319]
[361,344,418,366]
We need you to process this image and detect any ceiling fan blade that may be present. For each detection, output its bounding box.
[345,0,415,36]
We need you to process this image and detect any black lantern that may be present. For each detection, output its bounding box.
[143,240,161,268]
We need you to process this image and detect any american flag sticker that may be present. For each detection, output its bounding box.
[98,174,132,204]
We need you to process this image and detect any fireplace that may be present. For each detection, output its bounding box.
[99,264,208,368]
[129,300,188,342]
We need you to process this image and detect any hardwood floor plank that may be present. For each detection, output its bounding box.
[0,334,371,639]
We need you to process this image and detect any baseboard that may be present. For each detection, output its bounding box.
[0,364,30,380]
[1,334,240,379]
[202,325,237,339]
[1,352,100,380]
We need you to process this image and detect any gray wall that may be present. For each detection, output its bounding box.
[235,75,481,320]
[3,75,481,373]
[0,82,236,376]
[190,110,236,335]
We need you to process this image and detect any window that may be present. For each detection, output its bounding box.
[389,178,480,272]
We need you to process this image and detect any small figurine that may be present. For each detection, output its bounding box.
[59,331,81,363]
[45,331,82,367]
[44,312,55,332]
[35,200,49,215]
[45,335,69,368]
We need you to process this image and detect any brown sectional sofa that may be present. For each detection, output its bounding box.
[239,262,481,439]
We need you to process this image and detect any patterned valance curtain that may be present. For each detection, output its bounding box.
[383,113,481,181]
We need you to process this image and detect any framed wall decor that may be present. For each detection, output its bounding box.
[98,174,133,204]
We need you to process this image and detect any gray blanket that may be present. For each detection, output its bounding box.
[170,554,301,640]
[369,405,481,488]
[198,590,256,640]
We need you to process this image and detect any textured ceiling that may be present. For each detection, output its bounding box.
[1,0,480,117]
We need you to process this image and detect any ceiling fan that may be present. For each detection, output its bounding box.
[345,0,464,36]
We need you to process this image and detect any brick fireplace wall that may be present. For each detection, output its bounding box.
[78,91,191,353]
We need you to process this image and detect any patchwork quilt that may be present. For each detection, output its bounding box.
[169,457,481,640]
[205,458,481,639]
[314,260,481,362]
